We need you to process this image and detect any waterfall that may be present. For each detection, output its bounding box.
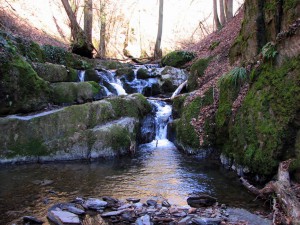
[150,100,172,140]
[78,70,85,82]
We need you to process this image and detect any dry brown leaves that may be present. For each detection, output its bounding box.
[183,9,244,145]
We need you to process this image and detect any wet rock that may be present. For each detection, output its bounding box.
[134,202,144,211]
[126,197,140,203]
[101,209,127,217]
[83,198,108,210]
[118,203,132,210]
[173,211,187,217]
[178,216,193,225]
[187,195,217,208]
[191,217,221,225]
[146,199,157,207]
[47,210,80,224]
[103,196,119,207]
[23,216,44,224]
[188,208,197,214]
[59,203,85,215]
[135,214,151,225]
[121,211,135,222]
[162,200,171,208]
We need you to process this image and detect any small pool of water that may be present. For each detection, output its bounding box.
[0,140,267,224]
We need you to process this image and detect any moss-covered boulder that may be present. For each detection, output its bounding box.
[42,45,92,69]
[32,62,78,82]
[222,57,300,176]
[136,68,150,79]
[161,51,195,68]
[116,67,135,82]
[188,57,211,91]
[15,37,45,62]
[170,88,215,153]
[0,94,151,163]
[0,56,51,115]
[85,69,102,83]
[51,82,101,104]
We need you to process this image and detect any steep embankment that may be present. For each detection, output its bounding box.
[171,1,300,179]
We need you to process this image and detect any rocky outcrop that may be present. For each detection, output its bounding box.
[0,94,151,164]
[161,50,195,68]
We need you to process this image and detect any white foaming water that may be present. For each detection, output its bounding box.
[78,70,85,82]
[110,83,127,95]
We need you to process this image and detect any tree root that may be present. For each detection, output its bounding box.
[240,159,300,225]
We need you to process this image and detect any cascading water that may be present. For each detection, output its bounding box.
[78,70,85,82]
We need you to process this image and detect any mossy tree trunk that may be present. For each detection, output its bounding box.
[61,0,94,58]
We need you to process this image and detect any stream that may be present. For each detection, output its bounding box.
[0,99,268,224]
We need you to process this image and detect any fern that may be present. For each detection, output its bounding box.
[262,42,277,60]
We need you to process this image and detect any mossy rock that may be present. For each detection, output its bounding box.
[115,67,135,82]
[172,88,214,153]
[32,62,71,82]
[0,95,150,162]
[0,54,51,115]
[15,37,45,62]
[223,57,300,176]
[51,82,97,104]
[188,57,212,91]
[161,51,196,68]
[42,45,92,69]
[136,68,150,79]
[85,69,102,83]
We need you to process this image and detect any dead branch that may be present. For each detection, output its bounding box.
[240,159,300,225]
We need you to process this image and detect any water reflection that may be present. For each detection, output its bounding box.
[0,140,263,224]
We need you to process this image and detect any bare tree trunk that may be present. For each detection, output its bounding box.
[224,0,233,21]
[61,0,93,58]
[219,0,226,26]
[84,0,93,44]
[99,0,106,58]
[213,0,221,30]
[154,0,163,59]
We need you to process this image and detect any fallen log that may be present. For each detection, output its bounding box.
[240,159,300,225]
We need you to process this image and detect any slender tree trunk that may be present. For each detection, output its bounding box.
[99,1,106,59]
[154,0,163,59]
[61,0,93,58]
[213,0,221,30]
[219,0,226,26]
[84,0,93,44]
[224,0,233,21]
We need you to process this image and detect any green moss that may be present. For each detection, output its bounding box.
[188,57,211,91]
[67,67,78,82]
[224,57,300,175]
[85,69,101,82]
[172,94,187,119]
[15,37,45,62]
[175,88,214,150]
[136,68,149,79]
[161,51,196,68]
[107,94,151,119]
[8,139,49,157]
[88,81,101,95]
[110,126,131,151]
[0,54,51,115]
[209,41,220,50]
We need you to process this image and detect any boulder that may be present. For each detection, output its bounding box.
[32,62,77,82]
[0,94,151,163]
[161,51,195,68]
[50,82,101,104]
[159,66,189,93]
[187,195,217,208]
[136,68,150,79]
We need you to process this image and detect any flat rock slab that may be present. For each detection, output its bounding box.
[101,209,127,217]
[48,210,80,224]
[187,195,217,208]
[84,198,108,210]
[192,217,221,225]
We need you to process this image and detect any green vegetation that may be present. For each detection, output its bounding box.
[161,50,196,68]
[223,57,300,175]
[188,57,211,91]
[218,67,248,88]
[209,41,220,50]
[9,139,49,157]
